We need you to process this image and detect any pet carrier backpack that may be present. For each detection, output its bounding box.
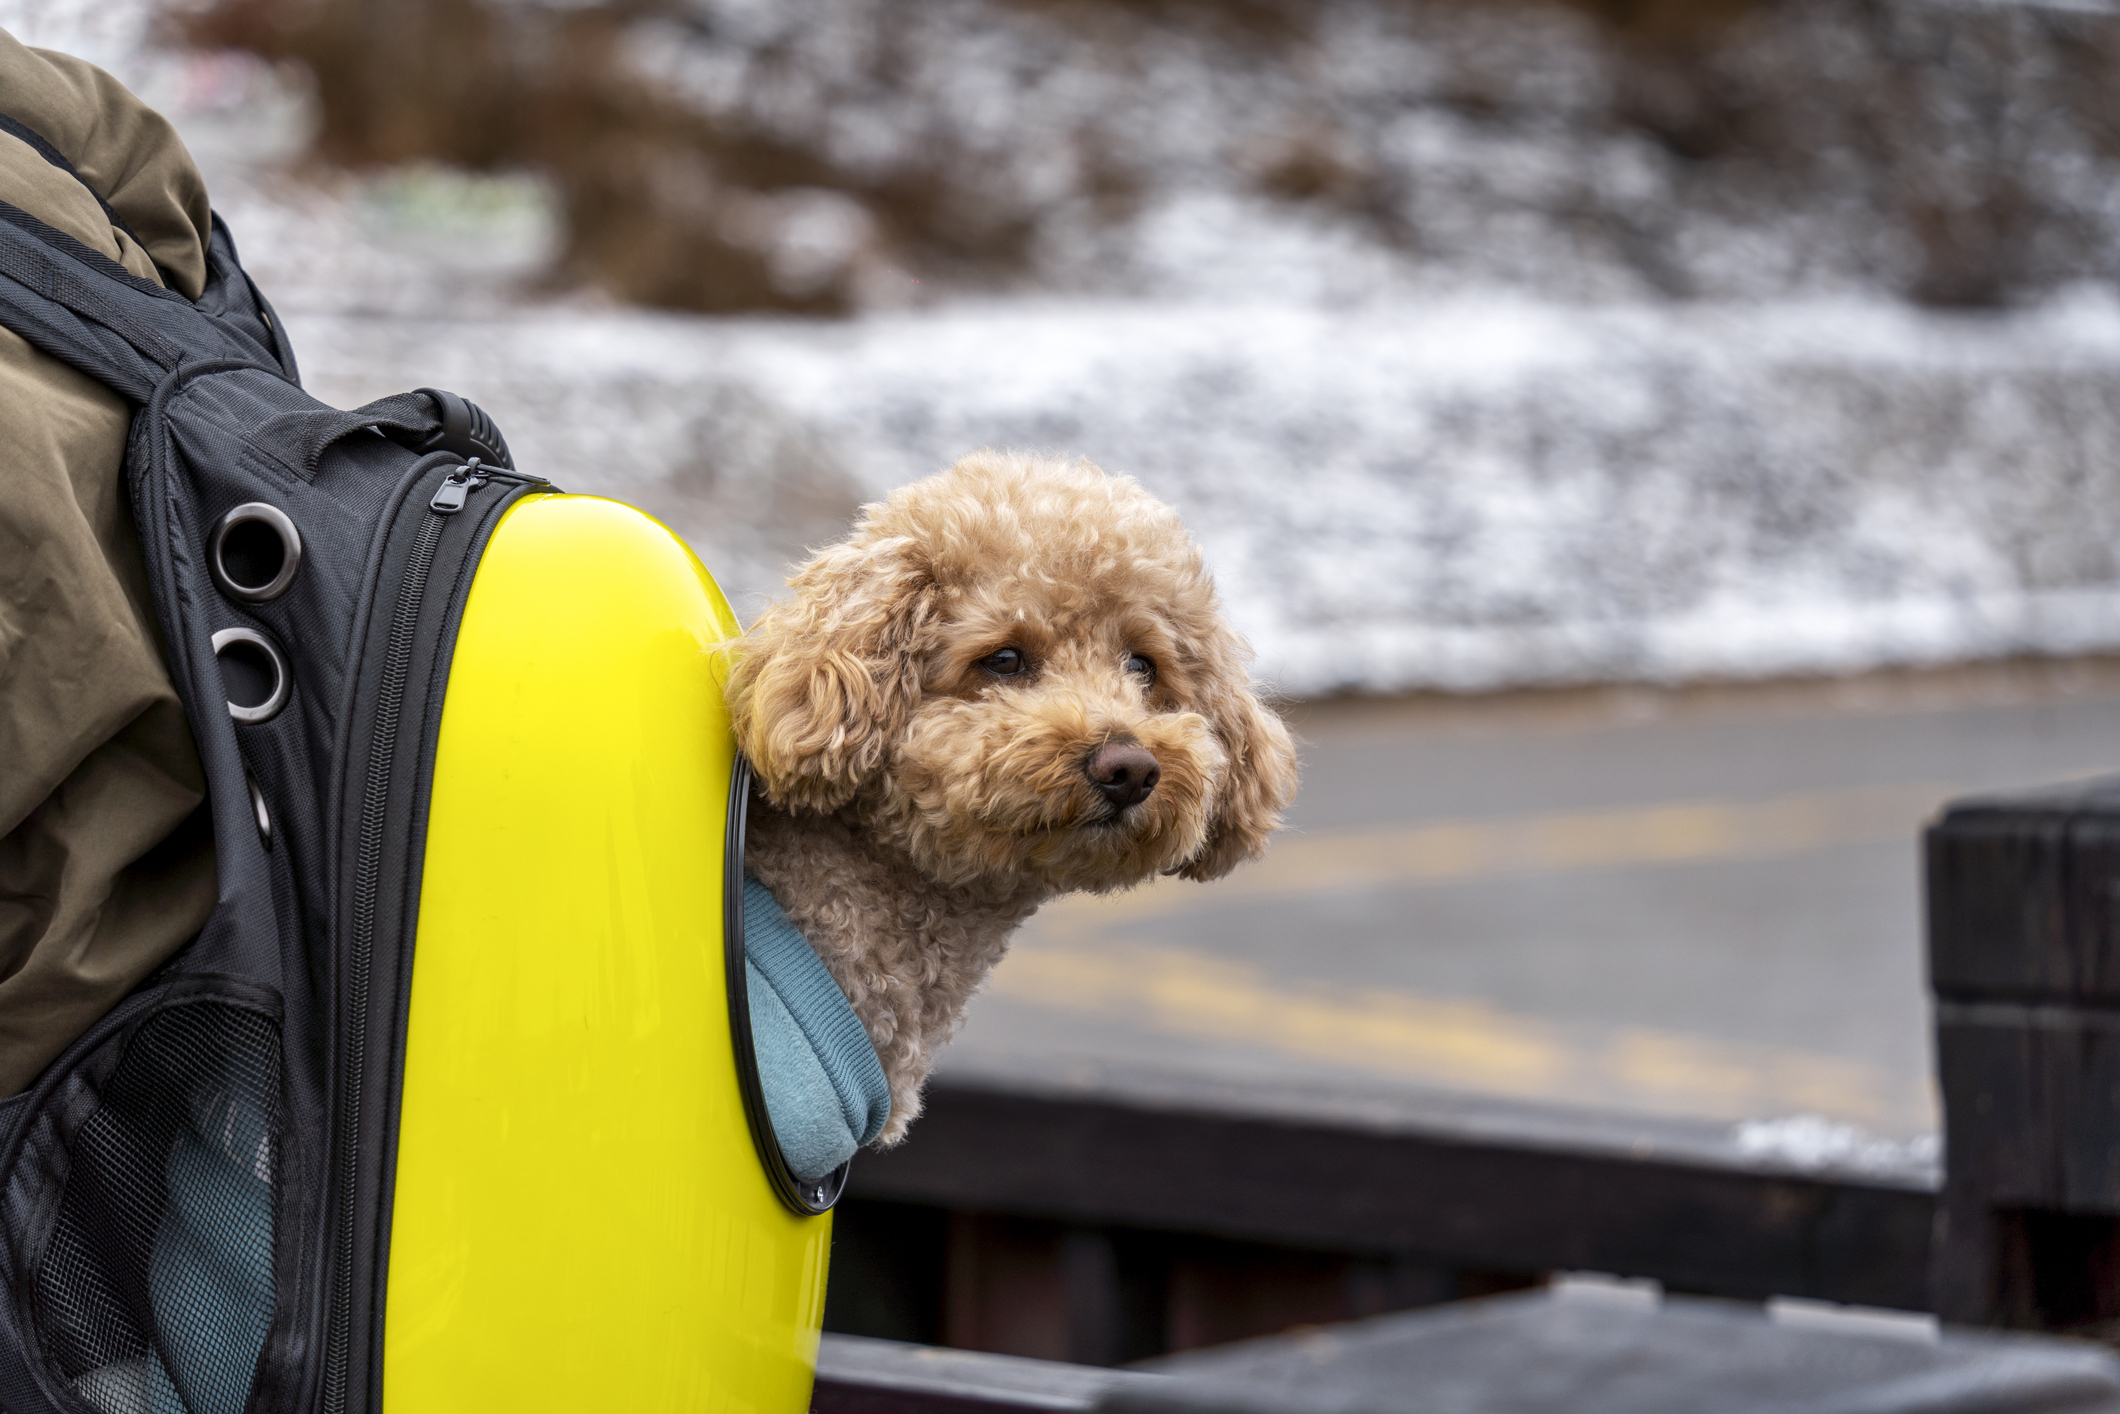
[0,133,834,1413]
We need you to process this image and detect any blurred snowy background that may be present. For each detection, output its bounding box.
[8,0,2120,696]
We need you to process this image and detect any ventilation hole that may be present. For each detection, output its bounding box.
[245,776,273,853]
[218,522,284,592]
[208,506,300,604]
[209,630,288,725]
[217,644,274,709]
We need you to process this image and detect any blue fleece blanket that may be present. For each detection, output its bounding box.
[744,876,891,1183]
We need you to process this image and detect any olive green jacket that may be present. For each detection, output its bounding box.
[0,29,219,1095]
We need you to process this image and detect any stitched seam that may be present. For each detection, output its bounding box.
[0,199,187,369]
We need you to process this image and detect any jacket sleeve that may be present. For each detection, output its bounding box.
[0,28,219,1095]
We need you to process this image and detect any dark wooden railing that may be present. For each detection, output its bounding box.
[1929,774,2120,1331]
[817,772,2120,1406]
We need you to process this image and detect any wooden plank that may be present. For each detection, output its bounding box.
[812,1333,1158,1414]
[847,1081,1935,1312]
[1112,1288,2120,1414]
[1927,777,2120,1004]
[1937,1005,2120,1213]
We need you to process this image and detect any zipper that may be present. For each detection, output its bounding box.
[321,457,545,1414]
[426,457,487,514]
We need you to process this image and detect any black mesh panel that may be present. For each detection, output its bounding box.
[28,1005,280,1414]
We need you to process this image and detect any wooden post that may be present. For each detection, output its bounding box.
[1929,777,2120,1330]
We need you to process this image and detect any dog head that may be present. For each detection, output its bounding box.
[729,450,1297,894]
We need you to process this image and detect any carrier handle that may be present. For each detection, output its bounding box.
[254,387,514,481]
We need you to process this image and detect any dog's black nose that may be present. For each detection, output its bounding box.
[1088,742,1160,809]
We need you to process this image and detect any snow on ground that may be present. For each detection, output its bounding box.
[10,3,2120,696]
[1733,1114,1939,1182]
[285,288,2120,697]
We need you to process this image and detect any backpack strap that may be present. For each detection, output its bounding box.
[201,213,299,382]
[0,200,184,398]
[0,197,282,400]
[0,108,288,398]
[0,111,145,250]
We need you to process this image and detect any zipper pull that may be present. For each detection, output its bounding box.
[429,458,487,515]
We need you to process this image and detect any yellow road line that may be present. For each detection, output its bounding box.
[985,942,1931,1130]
[1050,780,1953,926]
[979,781,1971,1128]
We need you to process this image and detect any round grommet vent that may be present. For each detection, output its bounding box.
[209,503,302,603]
[211,627,290,724]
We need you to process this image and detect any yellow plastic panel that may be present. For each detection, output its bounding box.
[385,494,830,1413]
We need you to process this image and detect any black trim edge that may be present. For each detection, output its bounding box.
[725,756,849,1216]
[0,198,185,304]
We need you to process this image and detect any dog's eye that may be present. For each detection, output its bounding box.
[1126,653,1156,686]
[979,647,1027,677]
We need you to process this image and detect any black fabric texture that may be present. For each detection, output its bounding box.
[0,197,185,305]
[199,215,298,384]
[0,170,544,1414]
[255,392,446,482]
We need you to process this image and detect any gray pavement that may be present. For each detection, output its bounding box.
[941,659,2120,1154]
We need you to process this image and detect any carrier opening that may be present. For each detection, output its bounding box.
[725,758,853,1215]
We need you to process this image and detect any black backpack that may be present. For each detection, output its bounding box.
[0,146,551,1414]
[0,121,843,1414]
[0,134,586,1414]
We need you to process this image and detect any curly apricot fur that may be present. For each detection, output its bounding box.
[728,451,1298,1143]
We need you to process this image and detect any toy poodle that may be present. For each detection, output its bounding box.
[728,449,1299,1145]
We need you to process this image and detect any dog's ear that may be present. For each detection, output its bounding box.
[729,537,938,813]
[1174,671,1298,882]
